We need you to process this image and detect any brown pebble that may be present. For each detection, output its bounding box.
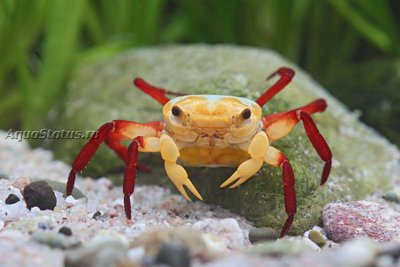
[23,181,57,211]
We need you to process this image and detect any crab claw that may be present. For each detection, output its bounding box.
[164,162,203,201]
[220,158,264,188]
[220,132,268,189]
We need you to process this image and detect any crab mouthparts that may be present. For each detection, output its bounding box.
[194,127,227,138]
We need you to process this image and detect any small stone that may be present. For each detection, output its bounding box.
[323,201,400,242]
[247,238,315,256]
[0,201,28,221]
[308,230,326,247]
[378,242,400,258]
[32,232,81,249]
[91,230,130,247]
[59,226,72,236]
[23,181,57,211]
[65,240,127,267]
[192,218,246,250]
[155,242,190,267]
[382,192,400,204]
[92,211,101,220]
[133,227,207,257]
[5,194,20,204]
[11,177,30,191]
[335,238,378,267]
[375,255,395,267]
[127,246,145,263]
[248,227,278,243]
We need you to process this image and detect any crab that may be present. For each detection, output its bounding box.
[66,67,332,237]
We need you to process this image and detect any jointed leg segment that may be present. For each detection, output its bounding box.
[264,101,332,185]
[256,67,295,107]
[123,137,144,219]
[67,122,114,196]
[264,146,296,238]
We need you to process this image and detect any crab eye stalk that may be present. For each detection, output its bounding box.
[241,108,251,119]
[171,106,181,116]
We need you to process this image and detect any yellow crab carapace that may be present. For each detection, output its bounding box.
[163,95,262,166]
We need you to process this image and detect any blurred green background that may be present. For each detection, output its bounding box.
[1,0,400,145]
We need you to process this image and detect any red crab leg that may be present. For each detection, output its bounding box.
[299,111,332,185]
[264,107,332,185]
[264,146,296,237]
[123,136,144,219]
[256,67,295,107]
[66,120,162,196]
[133,78,185,105]
[67,122,114,196]
[106,133,150,172]
[263,99,327,127]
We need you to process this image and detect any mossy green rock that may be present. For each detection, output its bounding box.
[51,45,400,235]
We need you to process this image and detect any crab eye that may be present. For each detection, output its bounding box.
[241,108,251,119]
[171,106,181,116]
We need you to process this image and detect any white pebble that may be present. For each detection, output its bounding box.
[90,230,130,248]
[201,233,227,254]
[302,237,321,252]
[0,230,29,242]
[127,246,145,263]
[337,238,378,267]
[54,191,67,208]
[66,195,77,205]
[192,218,246,250]
[0,202,28,221]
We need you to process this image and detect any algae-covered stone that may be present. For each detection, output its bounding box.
[51,45,400,235]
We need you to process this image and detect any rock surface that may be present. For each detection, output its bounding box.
[323,201,400,242]
[50,45,400,234]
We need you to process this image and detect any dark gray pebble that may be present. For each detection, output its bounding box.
[248,227,278,243]
[92,211,101,220]
[155,242,190,267]
[382,192,400,204]
[23,181,57,210]
[59,226,73,236]
[5,193,20,204]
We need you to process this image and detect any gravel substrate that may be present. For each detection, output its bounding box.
[1,131,400,267]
